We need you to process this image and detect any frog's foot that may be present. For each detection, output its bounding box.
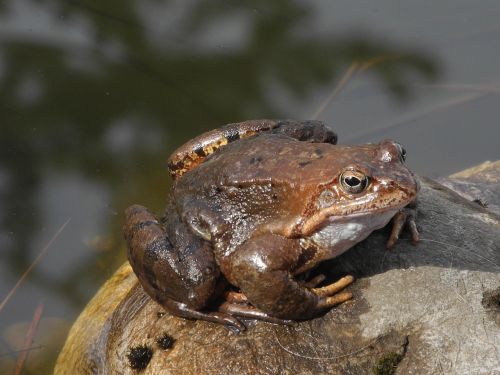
[223,273,327,305]
[218,302,295,326]
[224,290,249,304]
[222,275,353,321]
[387,204,420,249]
[163,299,246,333]
[312,275,354,309]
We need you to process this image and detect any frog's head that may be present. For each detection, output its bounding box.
[300,140,419,235]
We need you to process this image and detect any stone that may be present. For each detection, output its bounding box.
[55,170,500,375]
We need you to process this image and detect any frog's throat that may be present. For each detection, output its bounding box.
[301,208,398,261]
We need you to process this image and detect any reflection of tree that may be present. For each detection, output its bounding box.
[0,0,438,334]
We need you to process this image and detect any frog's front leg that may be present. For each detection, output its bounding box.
[224,234,353,320]
[123,205,244,331]
[386,200,420,249]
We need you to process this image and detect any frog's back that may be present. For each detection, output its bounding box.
[174,133,375,190]
[169,133,396,254]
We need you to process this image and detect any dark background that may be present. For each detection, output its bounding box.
[0,1,499,373]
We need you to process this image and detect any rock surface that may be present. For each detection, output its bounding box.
[55,170,500,375]
[439,160,500,215]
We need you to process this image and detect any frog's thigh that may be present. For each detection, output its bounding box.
[168,119,281,179]
[227,234,321,320]
[271,120,337,144]
[124,205,218,310]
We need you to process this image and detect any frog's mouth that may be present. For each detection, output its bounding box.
[301,193,414,237]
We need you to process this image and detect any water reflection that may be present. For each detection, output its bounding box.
[0,0,440,373]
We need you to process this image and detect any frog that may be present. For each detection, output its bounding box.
[124,119,419,332]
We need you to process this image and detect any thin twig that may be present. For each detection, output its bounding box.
[359,54,402,72]
[0,218,71,313]
[13,303,44,375]
[417,83,500,94]
[311,62,360,120]
[311,55,402,121]
[344,91,489,142]
[0,346,43,358]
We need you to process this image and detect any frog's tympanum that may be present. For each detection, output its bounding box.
[124,120,419,332]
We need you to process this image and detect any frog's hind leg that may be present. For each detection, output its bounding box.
[124,205,244,331]
[222,273,326,305]
[270,119,338,145]
[219,274,351,325]
[168,119,281,179]
[218,301,294,326]
[228,234,354,321]
[167,119,337,179]
[162,299,245,332]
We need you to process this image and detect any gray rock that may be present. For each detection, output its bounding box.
[55,175,500,375]
[439,160,500,215]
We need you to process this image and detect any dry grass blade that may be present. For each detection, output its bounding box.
[344,91,489,143]
[13,303,44,375]
[0,346,43,358]
[418,83,500,93]
[358,54,402,72]
[0,218,71,314]
[311,62,360,120]
[311,55,402,121]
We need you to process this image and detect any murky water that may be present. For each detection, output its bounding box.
[0,1,499,373]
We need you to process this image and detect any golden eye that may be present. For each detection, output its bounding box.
[340,170,370,194]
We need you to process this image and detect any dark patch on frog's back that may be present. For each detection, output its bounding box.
[314,147,324,158]
[194,146,207,157]
[298,160,312,168]
[226,131,241,142]
[249,156,263,165]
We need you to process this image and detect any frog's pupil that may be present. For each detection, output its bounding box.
[345,176,360,187]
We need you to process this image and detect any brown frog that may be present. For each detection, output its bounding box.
[124,120,419,332]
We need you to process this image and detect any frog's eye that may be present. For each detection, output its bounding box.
[395,143,407,162]
[340,170,370,194]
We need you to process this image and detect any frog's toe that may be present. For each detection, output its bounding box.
[407,215,420,245]
[387,206,420,249]
[218,302,295,326]
[167,300,246,332]
[311,275,354,309]
[317,292,353,309]
[194,310,246,332]
[301,273,326,288]
[312,275,354,297]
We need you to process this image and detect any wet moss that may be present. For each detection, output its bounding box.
[156,333,175,350]
[127,345,153,370]
[372,352,403,375]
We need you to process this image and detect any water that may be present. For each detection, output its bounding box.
[0,1,499,373]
